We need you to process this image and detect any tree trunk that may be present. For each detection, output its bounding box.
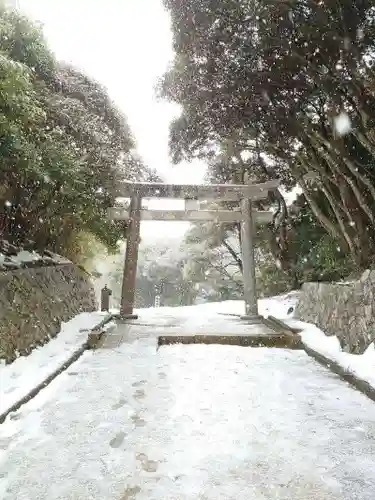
[299,177,349,250]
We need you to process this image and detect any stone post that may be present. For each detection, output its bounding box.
[100,285,112,312]
[240,180,260,321]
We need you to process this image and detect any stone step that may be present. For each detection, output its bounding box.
[157,332,303,349]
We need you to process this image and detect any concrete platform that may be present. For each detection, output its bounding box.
[99,307,302,350]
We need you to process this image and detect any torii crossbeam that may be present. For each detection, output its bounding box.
[109,179,279,321]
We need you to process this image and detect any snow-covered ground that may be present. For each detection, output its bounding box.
[1,293,375,499]
[264,292,374,390]
[1,324,375,499]
[293,320,375,389]
[0,311,111,415]
[2,292,374,416]
[2,291,374,415]
[182,292,375,390]
[272,293,375,389]
[131,291,298,322]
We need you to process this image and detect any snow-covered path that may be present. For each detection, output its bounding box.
[1,306,375,499]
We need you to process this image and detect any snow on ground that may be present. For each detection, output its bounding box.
[133,291,299,321]
[292,320,375,389]
[1,289,374,499]
[264,293,375,389]
[2,288,374,421]
[0,311,111,415]
[1,333,375,499]
[262,291,375,390]
[149,291,375,391]
[1,297,375,498]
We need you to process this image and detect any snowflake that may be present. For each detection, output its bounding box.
[334,112,351,136]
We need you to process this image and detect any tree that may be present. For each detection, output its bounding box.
[160,0,375,270]
[183,221,243,301]
[0,4,152,261]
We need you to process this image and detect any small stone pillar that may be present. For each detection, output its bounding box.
[101,285,112,312]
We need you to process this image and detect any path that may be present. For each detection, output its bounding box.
[100,303,278,348]
[1,306,375,499]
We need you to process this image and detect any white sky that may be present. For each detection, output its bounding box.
[15,0,205,238]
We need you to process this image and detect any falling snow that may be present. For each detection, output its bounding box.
[333,112,351,136]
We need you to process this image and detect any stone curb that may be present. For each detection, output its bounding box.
[303,344,375,403]
[262,316,303,349]
[265,316,375,404]
[264,315,302,336]
[0,313,113,424]
[86,315,115,349]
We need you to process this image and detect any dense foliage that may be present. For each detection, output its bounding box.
[0,4,152,260]
[160,0,375,288]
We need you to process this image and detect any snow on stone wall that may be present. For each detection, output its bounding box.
[0,264,97,363]
[295,270,375,354]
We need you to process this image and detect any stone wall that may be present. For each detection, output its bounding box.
[0,264,97,363]
[295,270,375,354]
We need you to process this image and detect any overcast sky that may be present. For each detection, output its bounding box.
[16,0,203,237]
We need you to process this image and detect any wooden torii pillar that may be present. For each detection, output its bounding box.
[109,180,279,320]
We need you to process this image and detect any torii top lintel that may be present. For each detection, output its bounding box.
[115,179,280,200]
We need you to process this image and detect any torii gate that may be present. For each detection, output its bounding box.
[108,179,279,322]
